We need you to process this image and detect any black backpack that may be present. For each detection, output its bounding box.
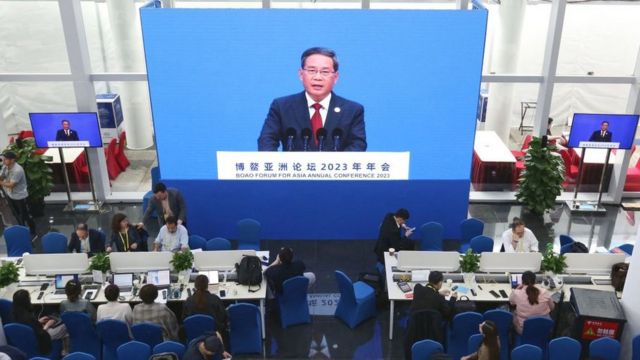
[236,255,262,292]
[569,242,589,253]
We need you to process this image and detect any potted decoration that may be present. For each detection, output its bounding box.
[540,243,567,276]
[171,250,194,284]
[88,252,111,282]
[459,249,480,286]
[4,138,54,217]
[515,136,564,216]
[0,262,20,294]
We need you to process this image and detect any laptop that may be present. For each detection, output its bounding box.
[147,269,171,289]
[113,273,134,294]
[53,274,78,295]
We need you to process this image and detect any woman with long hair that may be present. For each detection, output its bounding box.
[509,271,555,334]
[12,289,54,354]
[107,213,142,252]
[183,275,229,343]
[461,320,500,360]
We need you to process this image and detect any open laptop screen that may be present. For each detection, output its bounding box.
[113,273,133,288]
[55,274,78,289]
[147,270,170,286]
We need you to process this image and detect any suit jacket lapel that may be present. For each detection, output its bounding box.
[325,93,342,131]
[294,92,311,132]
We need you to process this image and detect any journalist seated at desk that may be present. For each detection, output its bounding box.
[60,280,97,321]
[12,290,65,355]
[183,275,229,345]
[107,213,144,252]
[154,216,189,252]
[133,284,179,341]
[410,270,458,318]
[97,284,133,325]
[264,247,316,295]
[509,271,555,334]
[67,223,105,256]
[501,217,539,253]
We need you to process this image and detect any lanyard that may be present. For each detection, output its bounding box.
[119,230,129,251]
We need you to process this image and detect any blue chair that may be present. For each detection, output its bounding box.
[278,276,310,328]
[42,232,68,253]
[447,311,483,360]
[560,243,573,255]
[469,235,494,254]
[589,337,620,360]
[64,353,97,360]
[96,319,131,360]
[483,309,513,360]
[228,303,262,354]
[131,322,164,349]
[61,312,101,359]
[411,339,443,359]
[559,234,575,247]
[459,218,484,252]
[205,237,231,251]
[467,333,483,354]
[153,341,185,358]
[548,337,581,360]
[512,344,542,360]
[419,222,444,251]
[334,270,376,329]
[116,341,151,360]
[4,225,32,256]
[4,322,62,359]
[184,314,216,344]
[188,235,207,250]
[0,299,13,324]
[236,218,261,250]
[633,334,640,360]
[515,317,554,355]
[617,243,634,255]
[150,166,161,188]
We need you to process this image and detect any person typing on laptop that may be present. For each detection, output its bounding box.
[153,216,189,252]
[97,284,133,325]
[133,284,179,341]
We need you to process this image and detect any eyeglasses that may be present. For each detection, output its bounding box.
[302,68,336,77]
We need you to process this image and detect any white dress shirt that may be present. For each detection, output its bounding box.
[501,228,539,253]
[305,92,332,127]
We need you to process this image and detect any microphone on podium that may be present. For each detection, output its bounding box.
[285,127,297,151]
[332,128,343,151]
[316,128,327,152]
[301,128,312,152]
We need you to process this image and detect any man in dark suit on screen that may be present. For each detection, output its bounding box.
[588,121,613,142]
[258,47,366,151]
[55,119,80,141]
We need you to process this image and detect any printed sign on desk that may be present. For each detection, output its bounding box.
[581,319,620,340]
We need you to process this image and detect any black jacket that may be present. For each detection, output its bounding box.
[108,227,143,252]
[182,291,228,332]
[12,308,51,355]
[410,284,456,320]
[374,213,414,263]
[68,229,106,256]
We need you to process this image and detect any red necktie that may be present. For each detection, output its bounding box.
[311,103,322,145]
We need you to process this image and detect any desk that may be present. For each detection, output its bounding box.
[44,148,86,190]
[0,251,269,339]
[472,131,516,190]
[384,252,618,340]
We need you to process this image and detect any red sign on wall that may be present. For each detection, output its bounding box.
[582,320,620,340]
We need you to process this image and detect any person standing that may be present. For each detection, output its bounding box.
[55,119,80,141]
[0,151,37,237]
[373,208,415,263]
[142,183,187,227]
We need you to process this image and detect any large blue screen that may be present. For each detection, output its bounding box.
[141,9,487,180]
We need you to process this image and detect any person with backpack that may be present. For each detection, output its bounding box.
[264,247,315,295]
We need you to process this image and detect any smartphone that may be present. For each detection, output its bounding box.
[40,283,49,291]
[489,290,500,299]
[451,285,458,291]
[397,281,412,293]
[220,289,227,298]
[499,289,508,298]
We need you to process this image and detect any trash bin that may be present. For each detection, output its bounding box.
[570,288,626,356]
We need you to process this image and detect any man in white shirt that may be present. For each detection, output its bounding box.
[501,217,539,253]
[154,216,189,252]
[97,284,133,324]
[0,151,36,236]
